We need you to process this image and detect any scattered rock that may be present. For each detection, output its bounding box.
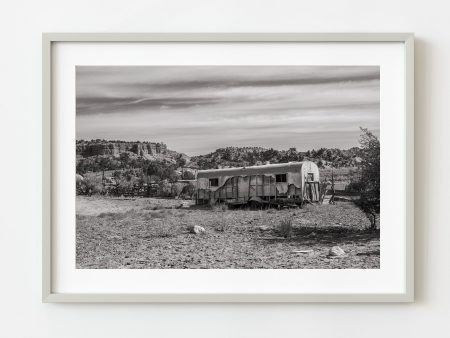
[291,250,313,254]
[188,225,205,234]
[328,246,346,257]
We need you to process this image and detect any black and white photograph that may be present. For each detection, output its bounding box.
[75,65,380,269]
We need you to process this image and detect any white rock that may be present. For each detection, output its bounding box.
[328,246,346,256]
[188,225,205,234]
[291,250,313,254]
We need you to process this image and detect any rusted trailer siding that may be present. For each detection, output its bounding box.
[196,161,320,205]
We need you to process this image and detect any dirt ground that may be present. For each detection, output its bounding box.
[76,196,380,269]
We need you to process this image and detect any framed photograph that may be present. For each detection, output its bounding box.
[43,33,414,302]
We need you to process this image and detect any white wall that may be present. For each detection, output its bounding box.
[0,0,449,337]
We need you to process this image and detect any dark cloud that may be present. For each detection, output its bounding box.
[139,72,379,91]
[77,96,225,115]
[81,68,379,98]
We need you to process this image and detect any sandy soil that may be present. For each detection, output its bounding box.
[76,196,380,269]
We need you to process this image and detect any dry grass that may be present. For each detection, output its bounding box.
[212,203,229,232]
[76,196,184,216]
[278,218,293,238]
[76,196,379,269]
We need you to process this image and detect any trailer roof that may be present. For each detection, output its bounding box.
[197,161,314,179]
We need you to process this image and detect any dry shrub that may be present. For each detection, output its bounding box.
[215,218,228,232]
[204,204,230,231]
[170,182,185,198]
[180,182,196,199]
[98,209,137,220]
[152,221,174,238]
[77,176,105,195]
[213,204,229,232]
[158,181,173,197]
[143,205,161,211]
[212,203,228,213]
[278,217,293,238]
[147,210,167,219]
[98,212,117,218]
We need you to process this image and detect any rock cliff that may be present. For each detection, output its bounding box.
[76,140,168,157]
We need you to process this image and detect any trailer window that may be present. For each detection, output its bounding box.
[307,173,314,182]
[275,174,287,183]
[209,178,219,187]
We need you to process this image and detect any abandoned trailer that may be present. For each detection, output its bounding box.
[196,161,320,206]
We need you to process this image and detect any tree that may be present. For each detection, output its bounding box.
[175,155,186,168]
[160,166,178,183]
[98,156,110,183]
[112,170,122,181]
[145,161,162,182]
[119,152,130,169]
[357,128,380,230]
[182,170,196,180]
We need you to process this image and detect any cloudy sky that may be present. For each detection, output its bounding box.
[76,66,379,155]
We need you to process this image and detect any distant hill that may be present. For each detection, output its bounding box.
[76,140,362,175]
[189,146,362,169]
[76,139,189,174]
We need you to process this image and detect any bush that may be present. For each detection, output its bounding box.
[211,203,228,212]
[346,180,364,193]
[170,182,185,198]
[158,181,173,197]
[212,203,229,231]
[77,176,105,195]
[180,182,196,199]
[147,210,167,219]
[278,218,293,238]
[97,209,137,220]
[151,221,174,238]
[356,128,380,230]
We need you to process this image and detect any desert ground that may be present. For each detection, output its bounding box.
[76,196,380,269]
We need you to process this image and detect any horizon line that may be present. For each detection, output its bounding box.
[76,138,363,156]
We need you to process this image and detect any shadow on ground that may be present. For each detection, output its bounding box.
[262,226,380,247]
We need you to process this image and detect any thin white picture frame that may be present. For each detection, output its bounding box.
[42,33,414,303]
